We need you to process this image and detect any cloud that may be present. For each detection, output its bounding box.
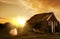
[0,0,18,4]
[22,0,60,12]
[0,0,60,21]
[0,0,60,12]
[21,0,60,21]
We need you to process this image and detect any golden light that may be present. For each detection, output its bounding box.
[10,28,17,36]
[10,17,27,28]
[16,18,26,26]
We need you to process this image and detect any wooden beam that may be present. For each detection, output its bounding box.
[51,22,54,32]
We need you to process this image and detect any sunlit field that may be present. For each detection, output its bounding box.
[1,32,60,39]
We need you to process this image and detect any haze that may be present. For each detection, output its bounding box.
[0,0,60,23]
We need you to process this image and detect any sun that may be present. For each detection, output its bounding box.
[11,17,27,28]
[16,17,26,26]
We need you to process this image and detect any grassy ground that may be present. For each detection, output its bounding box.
[0,32,60,39]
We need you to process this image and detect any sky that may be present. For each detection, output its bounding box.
[0,0,60,23]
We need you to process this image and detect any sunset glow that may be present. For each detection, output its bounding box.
[0,0,60,39]
[10,17,27,28]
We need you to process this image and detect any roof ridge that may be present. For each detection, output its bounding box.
[35,12,54,16]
